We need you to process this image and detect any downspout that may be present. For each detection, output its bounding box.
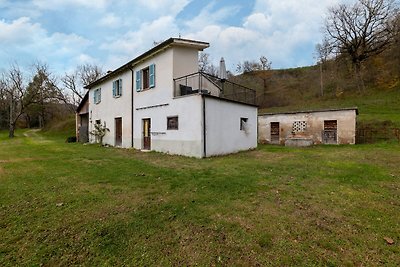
[202,95,207,158]
[130,67,134,148]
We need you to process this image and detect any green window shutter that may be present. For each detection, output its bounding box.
[112,81,116,97]
[119,79,122,96]
[136,71,141,92]
[98,89,101,102]
[149,64,155,88]
[93,90,97,103]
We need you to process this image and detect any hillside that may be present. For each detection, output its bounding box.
[233,46,400,127]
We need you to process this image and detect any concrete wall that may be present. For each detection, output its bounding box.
[133,94,204,157]
[205,97,258,156]
[172,46,199,78]
[89,70,133,147]
[258,109,357,145]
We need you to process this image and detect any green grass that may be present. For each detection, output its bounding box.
[1,130,400,266]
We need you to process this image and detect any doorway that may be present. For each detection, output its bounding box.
[115,117,122,146]
[270,122,280,144]
[323,120,337,144]
[143,118,151,150]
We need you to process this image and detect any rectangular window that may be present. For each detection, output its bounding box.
[240,117,248,131]
[94,88,101,104]
[167,116,178,130]
[113,79,122,97]
[136,64,156,92]
[142,67,149,89]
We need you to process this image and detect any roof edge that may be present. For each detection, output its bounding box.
[259,107,359,116]
[85,38,210,89]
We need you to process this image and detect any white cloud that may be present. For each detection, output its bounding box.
[0,0,355,75]
[0,17,92,72]
[0,17,44,43]
[136,0,191,16]
[243,13,272,31]
[185,3,240,32]
[98,13,123,28]
[100,16,179,69]
[32,0,109,10]
[184,0,348,70]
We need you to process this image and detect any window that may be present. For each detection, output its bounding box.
[136,64,155,92]
[292,121,307,133]
[142,67,149,89]
[113,79,122,97]
[240,117,248,131]
[167,116,178,130]
[93,88,101,104]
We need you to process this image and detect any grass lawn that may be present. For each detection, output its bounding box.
[0,129,399,266]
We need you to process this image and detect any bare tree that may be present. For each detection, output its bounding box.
[259,56,272,70]
[237,56,272,74]
[1,64,34,137]
[198,52,218,76]
[62,63,103,106]
[324,0,399,91]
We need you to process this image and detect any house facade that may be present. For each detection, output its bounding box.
[79,38,257,157]
[258,108,358,146]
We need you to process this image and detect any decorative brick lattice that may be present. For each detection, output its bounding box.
[292,121,307,132]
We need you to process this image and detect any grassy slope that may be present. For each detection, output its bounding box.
[1,130,399,266]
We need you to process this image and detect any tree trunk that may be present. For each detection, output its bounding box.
[9,122,15,138]
[354,61,365,93]
[320,63,324,97]
[9,94,14,138]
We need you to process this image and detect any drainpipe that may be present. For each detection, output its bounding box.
[202,95,207,158]
[130,67,134,148]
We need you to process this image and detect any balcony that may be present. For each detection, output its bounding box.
[173,72,256,105]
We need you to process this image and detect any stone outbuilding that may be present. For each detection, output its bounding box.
[258,107,358,146]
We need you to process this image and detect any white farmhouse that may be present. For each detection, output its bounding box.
[76,38,257,158]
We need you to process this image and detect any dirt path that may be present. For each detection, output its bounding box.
[23,129,41,137]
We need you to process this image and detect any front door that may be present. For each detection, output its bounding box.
[115,117,122,146]
[270,122,280,144]
[323,120,337,144]
[143,118,151,150]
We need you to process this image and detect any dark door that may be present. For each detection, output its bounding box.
[323,120,337,144]
[115,117,122,146]
[270,122,280,143]
[143,118,151,150]
[79,113,89,143]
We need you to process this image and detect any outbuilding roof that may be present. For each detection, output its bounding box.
[259,107,359,116]
[84,38,210,89]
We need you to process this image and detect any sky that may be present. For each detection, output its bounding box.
[0,0,349,75]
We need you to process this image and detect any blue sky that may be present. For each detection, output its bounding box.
[0,0,347,75]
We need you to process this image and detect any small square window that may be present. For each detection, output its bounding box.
[167,116,178,130]
[292,121,307,132]
[240,117,248,131]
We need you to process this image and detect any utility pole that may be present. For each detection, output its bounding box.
[319,61,324,97]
